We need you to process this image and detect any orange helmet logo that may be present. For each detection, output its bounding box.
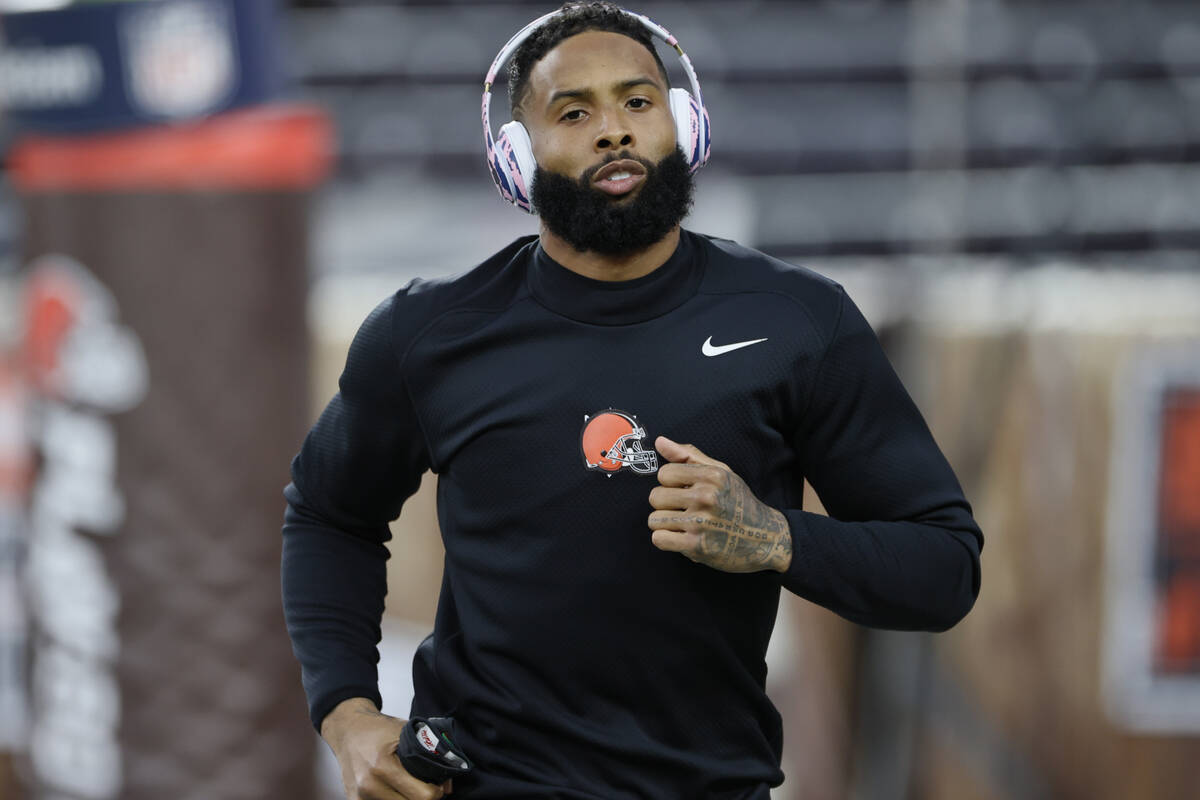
[580,409,658,476]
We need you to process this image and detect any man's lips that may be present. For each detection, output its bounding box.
[591,159,647,196]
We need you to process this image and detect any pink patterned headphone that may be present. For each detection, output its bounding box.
[482,6,712,213]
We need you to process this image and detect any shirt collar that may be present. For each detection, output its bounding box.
[527,229,704,325]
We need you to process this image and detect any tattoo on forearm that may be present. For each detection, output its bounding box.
[681,475,792,574]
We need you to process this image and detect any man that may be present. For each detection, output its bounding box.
[282,3,983,799]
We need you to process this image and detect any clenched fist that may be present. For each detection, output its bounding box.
[320,698,453,800]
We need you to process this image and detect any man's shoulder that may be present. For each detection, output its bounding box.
[381,235,538,342]
[395,235,537,308]
[691,231,845,330]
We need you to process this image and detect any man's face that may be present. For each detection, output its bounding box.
[519,30,694,256]
[521,30,677,192]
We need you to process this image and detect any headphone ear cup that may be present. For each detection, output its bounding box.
[495,121,538,213]
[669,87,707,172]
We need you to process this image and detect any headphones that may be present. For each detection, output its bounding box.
[482,7,711,214]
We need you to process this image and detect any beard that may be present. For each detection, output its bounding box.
[531,147,695,258]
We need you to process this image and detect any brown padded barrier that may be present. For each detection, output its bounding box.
[16,108,328,800]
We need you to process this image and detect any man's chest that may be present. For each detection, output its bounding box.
[408,293,811,493]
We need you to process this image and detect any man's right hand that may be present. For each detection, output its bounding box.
[320,697,453,800]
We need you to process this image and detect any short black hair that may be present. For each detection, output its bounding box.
[508,1,671,120]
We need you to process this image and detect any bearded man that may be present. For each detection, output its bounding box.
[282,3,983,799]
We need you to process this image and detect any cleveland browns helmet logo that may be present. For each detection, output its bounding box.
[580,409,659,476]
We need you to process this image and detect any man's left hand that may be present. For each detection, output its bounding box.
[648,436,792,574]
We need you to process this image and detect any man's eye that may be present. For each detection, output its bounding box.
[628,98,649,109]
[561,109,585,121]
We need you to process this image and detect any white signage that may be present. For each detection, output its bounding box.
[23,255,148,799]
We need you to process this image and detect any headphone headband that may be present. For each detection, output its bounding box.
[482,6,711,213]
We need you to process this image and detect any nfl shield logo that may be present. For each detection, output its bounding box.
[121,1,236,119]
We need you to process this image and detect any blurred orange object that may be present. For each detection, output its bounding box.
[1155,389,1200,671]
[8,104,332,192]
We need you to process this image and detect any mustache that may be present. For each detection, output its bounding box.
[580,151,656,184]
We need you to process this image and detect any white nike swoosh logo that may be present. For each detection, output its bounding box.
[702,336,769,357]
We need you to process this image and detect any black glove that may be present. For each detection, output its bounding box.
[396,716,474,784]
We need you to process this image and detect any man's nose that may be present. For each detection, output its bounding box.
[594,112,634,152]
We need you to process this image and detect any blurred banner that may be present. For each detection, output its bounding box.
[8,105,330,800]
[0,0,283,134]
[1103,346,1200,732]
[1,2,330,798]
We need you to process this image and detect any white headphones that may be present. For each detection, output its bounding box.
[482,6,711,213]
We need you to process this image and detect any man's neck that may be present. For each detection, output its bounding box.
[538,224,681,282]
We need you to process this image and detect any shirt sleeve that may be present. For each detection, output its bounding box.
[280,293,432,731]
[780,285,982,632]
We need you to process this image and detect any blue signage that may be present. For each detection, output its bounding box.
[0,0,284,134]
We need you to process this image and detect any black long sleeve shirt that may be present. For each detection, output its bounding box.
[282,230,982,799]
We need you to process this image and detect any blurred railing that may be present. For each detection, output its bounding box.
[281,0,1200,262]
[3,0,1199,267]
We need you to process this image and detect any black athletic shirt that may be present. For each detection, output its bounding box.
[281,229,982,799]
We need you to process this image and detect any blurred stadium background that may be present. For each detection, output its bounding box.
[1,0,1199,799]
